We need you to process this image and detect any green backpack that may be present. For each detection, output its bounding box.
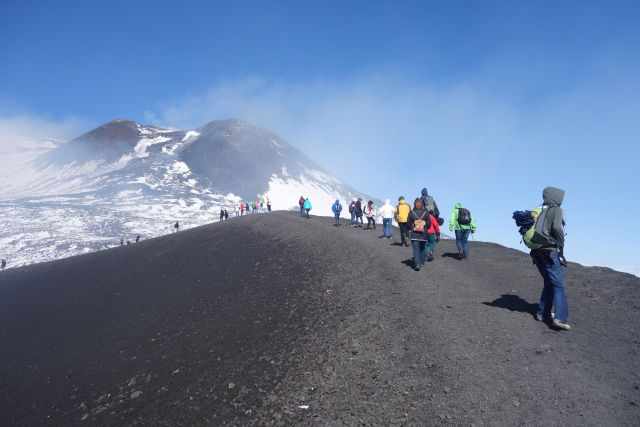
[523,208,544,250]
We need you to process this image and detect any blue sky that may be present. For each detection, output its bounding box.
[1,1,639,275]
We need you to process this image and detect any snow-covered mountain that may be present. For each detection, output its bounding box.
[0,119,370,268]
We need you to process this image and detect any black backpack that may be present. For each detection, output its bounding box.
[458,208,472,225]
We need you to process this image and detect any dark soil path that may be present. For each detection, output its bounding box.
[1,212,638,426]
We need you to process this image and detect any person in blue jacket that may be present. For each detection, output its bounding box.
[332,199,343,226]
[303,198,312,218]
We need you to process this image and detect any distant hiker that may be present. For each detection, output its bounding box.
[220,208,225,222]
[364,200,376,230]
[303,198,312,218]
[174,221,180,232]
[355,198,364,227]
[1,259,6,271]
[267,199,272,212]
[224,209,229,220]
[420,188,443,225]
[349,198,357,225]
[136,235,141,243]
[299,196,306,217]
[126,240,131,245]
[408,198,430,271]
[395,196,411,246]
[120,238,124,246]
[332,199,343,226]
[528,187,570,331]
[449,203,477,259]
[379,199,395,238]
[240,202,245,216]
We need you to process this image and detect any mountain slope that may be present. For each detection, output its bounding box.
[0,119,370,268]
[1,212,638,426]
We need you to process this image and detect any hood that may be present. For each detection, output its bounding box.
[421,188,429,197]
[543,187,565,207]
[454,202,463,209]
[384,199,391,205]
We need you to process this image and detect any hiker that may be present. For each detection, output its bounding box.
[174,221,179,232]
[364,200,376,230]
[136,235,141,243]
[240,202,245,216]
[531,187,570,330]
[332,199,343,226]
[355,198,364,227]
[220,208,225,222]
[449,202,477,259]
[1,259,6,271]
[299,196,306,217]
[303,198,312,218]
[267,199,272,212]
[349,198,357,225]
[395,196,411,246]
[380,199,395,238]
[420,188,442,224]
[407,198,431,271]
[224,209,229,220]
[120,238,124,246]
[127,240,131,245]
[426,207,441,261]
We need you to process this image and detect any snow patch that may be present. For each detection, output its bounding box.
[182,131,200,142]
[133,136,171,159]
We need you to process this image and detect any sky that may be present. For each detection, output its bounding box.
[1,0,639,276]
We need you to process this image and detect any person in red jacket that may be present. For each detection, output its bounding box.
[426,209,441,262]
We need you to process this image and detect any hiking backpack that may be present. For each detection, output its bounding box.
[513,208,548,249]
[412,211,430,233]
[458,208,472,225]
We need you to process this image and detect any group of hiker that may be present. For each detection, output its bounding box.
[238,198,271,216]
[327,188,477,270]
[119,235,141,246]
[326,186,570,331]
[298,196,313,218]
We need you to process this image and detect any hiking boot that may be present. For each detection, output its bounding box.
[552,319,571,331]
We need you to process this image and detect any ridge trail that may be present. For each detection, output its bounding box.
[1,212,638,426]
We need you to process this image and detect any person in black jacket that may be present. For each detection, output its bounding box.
[355,198,364,227]
[407,198,431,271]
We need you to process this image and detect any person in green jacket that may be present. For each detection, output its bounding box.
[449,202,477,259]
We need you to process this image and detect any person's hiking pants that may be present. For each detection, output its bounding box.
[399,222,409,245]
[334,214,341,225]
[300,206,304,217]
[411,240,427,267]
[357,215,363,226]
[350,211,356,225]
[533,250,568,322]
[455,229,471,257]
[366,217,376,229]
[305,209,311,218]
[383,218,392,237]
[426,233,437,258]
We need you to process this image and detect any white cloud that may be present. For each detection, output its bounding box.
[0,114,85,197]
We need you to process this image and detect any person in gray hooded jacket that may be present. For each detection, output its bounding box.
[530,186,570,330]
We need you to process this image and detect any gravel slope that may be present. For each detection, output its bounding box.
[1,212,638,426]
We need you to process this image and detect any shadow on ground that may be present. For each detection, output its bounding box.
[483,294,538,315]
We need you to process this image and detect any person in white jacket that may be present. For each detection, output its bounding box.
[364,200,377,230]
[379,199,395,238]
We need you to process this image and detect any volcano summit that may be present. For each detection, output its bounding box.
[0,119,368,267]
